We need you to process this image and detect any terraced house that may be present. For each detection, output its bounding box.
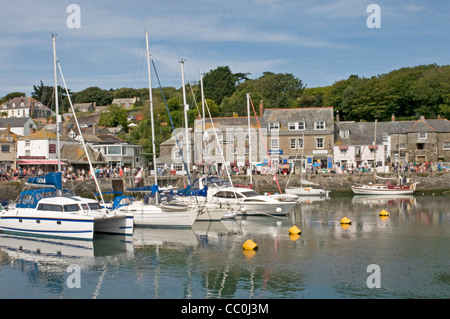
[260,107,335,172]
[1,96,52,118]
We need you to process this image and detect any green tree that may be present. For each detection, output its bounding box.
[73,86,113,106]
[32,81,71,113]
[98,104,128,130]
[203,66,236,105]
[0,92,26,104]
[253,72,305,109]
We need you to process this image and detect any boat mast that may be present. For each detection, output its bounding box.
[52,34,62,175]
[145,30,159,204]
[246,93,252,186]
[180,59,190,174]
[373,119,378,180]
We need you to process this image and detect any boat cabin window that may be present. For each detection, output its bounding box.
[88,202,102,210]
[20,194,35,206]
[213,191,243,199]
[240,191,260,197]
[64,204,81,212]
[80,203,90,211]
[37,204,63,212]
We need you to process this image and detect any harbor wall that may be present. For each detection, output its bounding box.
[1,172,449,201]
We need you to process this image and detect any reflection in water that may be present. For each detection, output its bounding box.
[0,195,449,299]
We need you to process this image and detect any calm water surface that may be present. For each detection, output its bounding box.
[0,195,449,299]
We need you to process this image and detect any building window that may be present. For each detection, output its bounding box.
[314,122,326,130]
[339,129,349,138]
[245,146,249,154]
[229,132,237,141]
[316,138,324,148]
[230,147,236,155]
[108,146,121,155]
[290,138,296,149]
[1,145,10,153]
[288,122,305,130]
[417,143,425,150]
[271,138,279,149]
[443,142,450,150]
[418,132,427,139]
[269,122,279,131]
[173,151,181,159]
[298,138,303,149]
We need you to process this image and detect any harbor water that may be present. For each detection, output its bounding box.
[0,195,449,299]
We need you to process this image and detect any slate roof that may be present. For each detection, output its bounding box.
[60,143,107,164]
[335,121,384,145]
[0,117,34,128]
[2,97,51,111]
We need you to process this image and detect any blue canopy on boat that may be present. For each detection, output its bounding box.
[27,172,62,190]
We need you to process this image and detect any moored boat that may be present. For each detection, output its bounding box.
[351,181,417,195]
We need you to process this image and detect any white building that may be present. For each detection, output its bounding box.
[333,121,386,173]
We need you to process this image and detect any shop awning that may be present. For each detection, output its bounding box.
[17,159,67,165]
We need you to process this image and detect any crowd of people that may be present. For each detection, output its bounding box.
[0,166,141,182]
[1,161,449,182]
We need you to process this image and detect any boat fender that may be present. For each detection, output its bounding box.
[243,239,258,250]
[276,207,282,213]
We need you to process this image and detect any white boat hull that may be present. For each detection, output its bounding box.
[195,205,231,221]
[351,185,415,195]
[238,201,297,216]
[93,212,134,236]
[117,201,198,227]
[285,187,329,197]
[0,209,95,240]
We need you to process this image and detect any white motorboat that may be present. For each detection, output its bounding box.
[207,186,297,216]
[0,186,133,240]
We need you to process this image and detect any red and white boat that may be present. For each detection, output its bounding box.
[351,181,417,195]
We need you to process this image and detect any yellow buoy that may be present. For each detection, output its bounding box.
[242,239,258,250]
[289,233,301,241]
[289,225,301,235]
[379,209,390,217]
[340,217,352,225]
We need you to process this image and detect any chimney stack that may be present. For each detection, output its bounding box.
[259,100,264,117]
[93,123,97,135]
[391,114,395,122]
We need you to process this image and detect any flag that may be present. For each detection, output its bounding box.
[135,167,143,184]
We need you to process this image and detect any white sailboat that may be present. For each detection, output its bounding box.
[111,31,198,227]
[0,35,133,240]
[351,120,417,195]
[285,133,329,197]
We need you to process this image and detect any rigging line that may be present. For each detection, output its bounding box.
[56,59,106,206]
[249,96,282,194]
[150,57,196,197]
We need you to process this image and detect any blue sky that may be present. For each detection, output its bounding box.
[1,0,450,99]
